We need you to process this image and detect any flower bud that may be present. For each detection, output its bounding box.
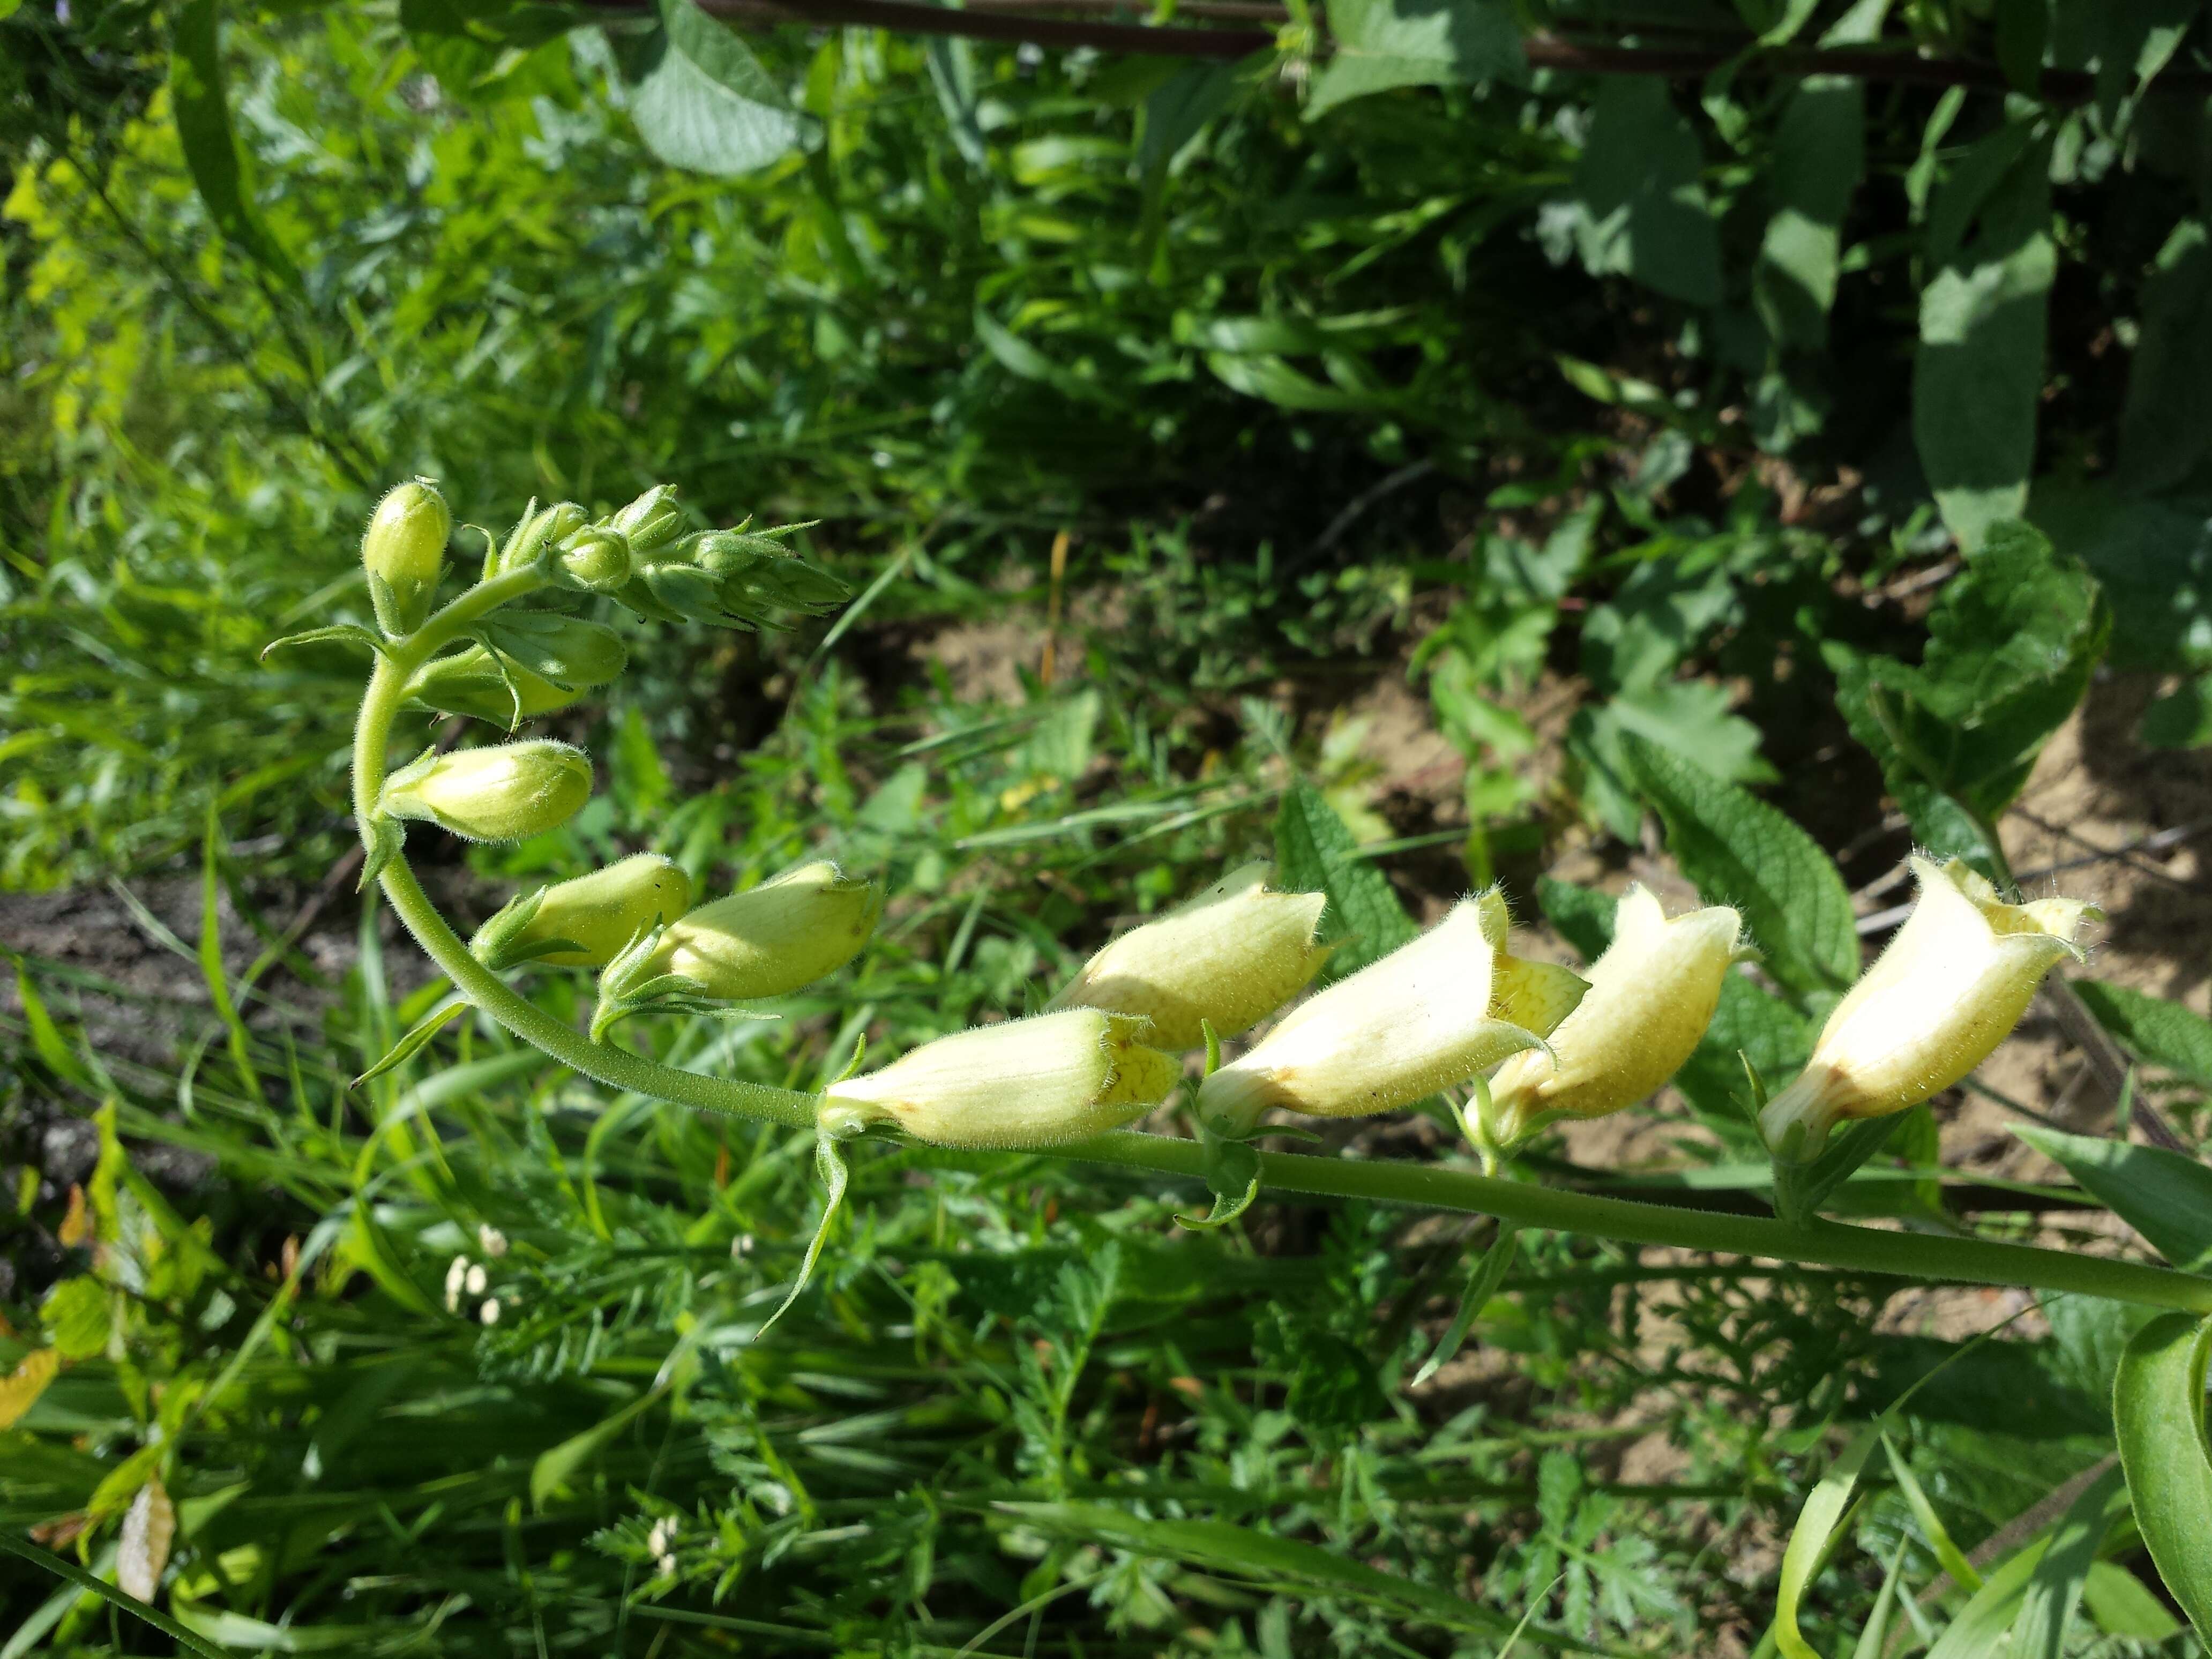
[499,501,588,576]
[402,645,583,726]
[1758,858,2096,1157]
[557,529,632,593]
[363,479,450,636]
[818,1010,1179,1149]
[380,740,593,842]
[487,854,693,969]
[611,485,685,554]
[1489,887,1742,1144]
[1196,891,1588,1130]
[1053,864,1328,1050]
[647,861,881,1000]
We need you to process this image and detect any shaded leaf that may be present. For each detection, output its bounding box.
[1307,0,1522,118]
[620,0,809,176]
[2112,1312,2212,1642]
[1272,781,1416,978]
[169,0,301,287]
[2073,978,2212,1087]
[2013,1124,2212,1272]
[1570,77,1721,305]
[2118,218,2212,493]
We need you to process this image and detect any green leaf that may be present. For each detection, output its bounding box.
[2118,219,2212,492]
[1570,77,1722,306]
[757,1131,850,1337]
[620,0,809,177]
[1176,1129,1261,1231]
[169,0,301,287]
[475,612,628,688]
[1884,1439,1983,1594]
[1620,734,1856,997]
[1306,0,1522,118]
[1754,74,1864,350]
[40,1276,112,1361]
[1674,975,1812,1132]
[1573,680,1773,841]
[1773,1421,1883,1659]
[1924,1525,2053,1658]
[1534,876,1615,963]
[352,993,468,1088]
[2073,978,2212,1087]
[997,1501,1547,1641]
[1994,0,2050,91]
[529,1384,665,1511]
[1140,59,1239,182]
[2112,1312,2212,1642]
[259,623,387,662]
[399,0,572,103]
[2012,1124,2212,1272]
[2032,482,2212,672]
[1272,781,1417,979]
[2080,1559,2183,1640]
[2011,1462,2128,1659]
[1914,122,2054,550]
[1413,1222,1518,1386]
[2141,674,2212,748]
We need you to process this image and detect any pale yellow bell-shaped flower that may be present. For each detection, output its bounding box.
[1490,886,1743,1146]
[1194,890,1588,1132]
[380,739,592,842]
[1052,863,1329,1050]
[484,853,693,969]
[818,1010,1180,1148]
[647,860,881,1000]
[1759,857,2096,1157]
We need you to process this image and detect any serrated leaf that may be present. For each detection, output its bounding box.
[2012,1124,2212,1272]
[1306,0,1523,118]
[621,0,810,177]
[1620,735,1856,997]
[2112,1313,2212,1643]
[1272,782,1416,979]
[169,0,300,287]
[2073,979,2212,1087]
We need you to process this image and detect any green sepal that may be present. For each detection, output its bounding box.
[1175,1125,1261,1231]
[261,623,390,662]
[756,1130,850,1339]
[1772,1114,1903,1224]
[353,992,469,1088]
[358,816,404,892]
[1413,1221,1520,1387]
[589,922,778,1041]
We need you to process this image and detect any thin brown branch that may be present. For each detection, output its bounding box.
[588,0,2212,96]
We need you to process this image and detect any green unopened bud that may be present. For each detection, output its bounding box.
[1053,864,1328,1050]
[818,1010,1179,1149]
[402,645,583,726]
[647,861,882,1000]
[483,854,693,969]
[381,740,593,842]
[499,501,588,575]
[557,529,632,593]
[610,485,685,554]
[1759,858,2095,1158]
[1490,887,1743,1146]
[363,479,450,636]
[1195,891,1587,1132]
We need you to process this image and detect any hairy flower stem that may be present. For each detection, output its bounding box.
[349,576,2212,1317]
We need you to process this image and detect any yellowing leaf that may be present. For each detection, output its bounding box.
[118,1475,176,1603]
[0,1347,61,1429]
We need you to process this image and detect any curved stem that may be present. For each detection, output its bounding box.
[347,576,2212,1315]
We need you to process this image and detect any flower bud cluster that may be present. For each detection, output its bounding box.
[362,479,451,637]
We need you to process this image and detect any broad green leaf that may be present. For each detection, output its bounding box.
[1272,781,1416,978]
[1914,123,2054,550]
[1994,0,2050,91]
[1140,59,1240,181]
[2032,482,2212,672]
[1755,75,1864,350]
[1570,77,1722,305]
[2013,1124,2212,1272]
[2112,1312,2212,1642]
[1533,876,1614,963]
[1773,1421,1883,1659]
[2081,1560,2183,1640]
[1620,734,1857,996]
[1673,974,1812,1132]
[2118,219,2212,492]
[475,614,628,688]
[41,1276,111,1361]
[621,0,809,176]
[1924,1525,2052,1658]
[1306,0,1522,119]
[169,0,301,287]
[1573,680,1773,841]
[2072,979,2212,1087]
[998,1501,1542,1640]
[2011,1462,2127,1659]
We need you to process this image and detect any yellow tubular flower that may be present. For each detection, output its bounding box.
[818,1010,1179,1149]
[1759,857,2096,1157]
[647,861,881,1000]
[1052,863,1329,1050]
[1489,886,1743,1146]
[1194,890,1587,1132]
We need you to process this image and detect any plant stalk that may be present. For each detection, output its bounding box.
[351,580,2212,1317]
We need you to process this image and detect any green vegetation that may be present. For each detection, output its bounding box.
[4,1,2211,1654]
